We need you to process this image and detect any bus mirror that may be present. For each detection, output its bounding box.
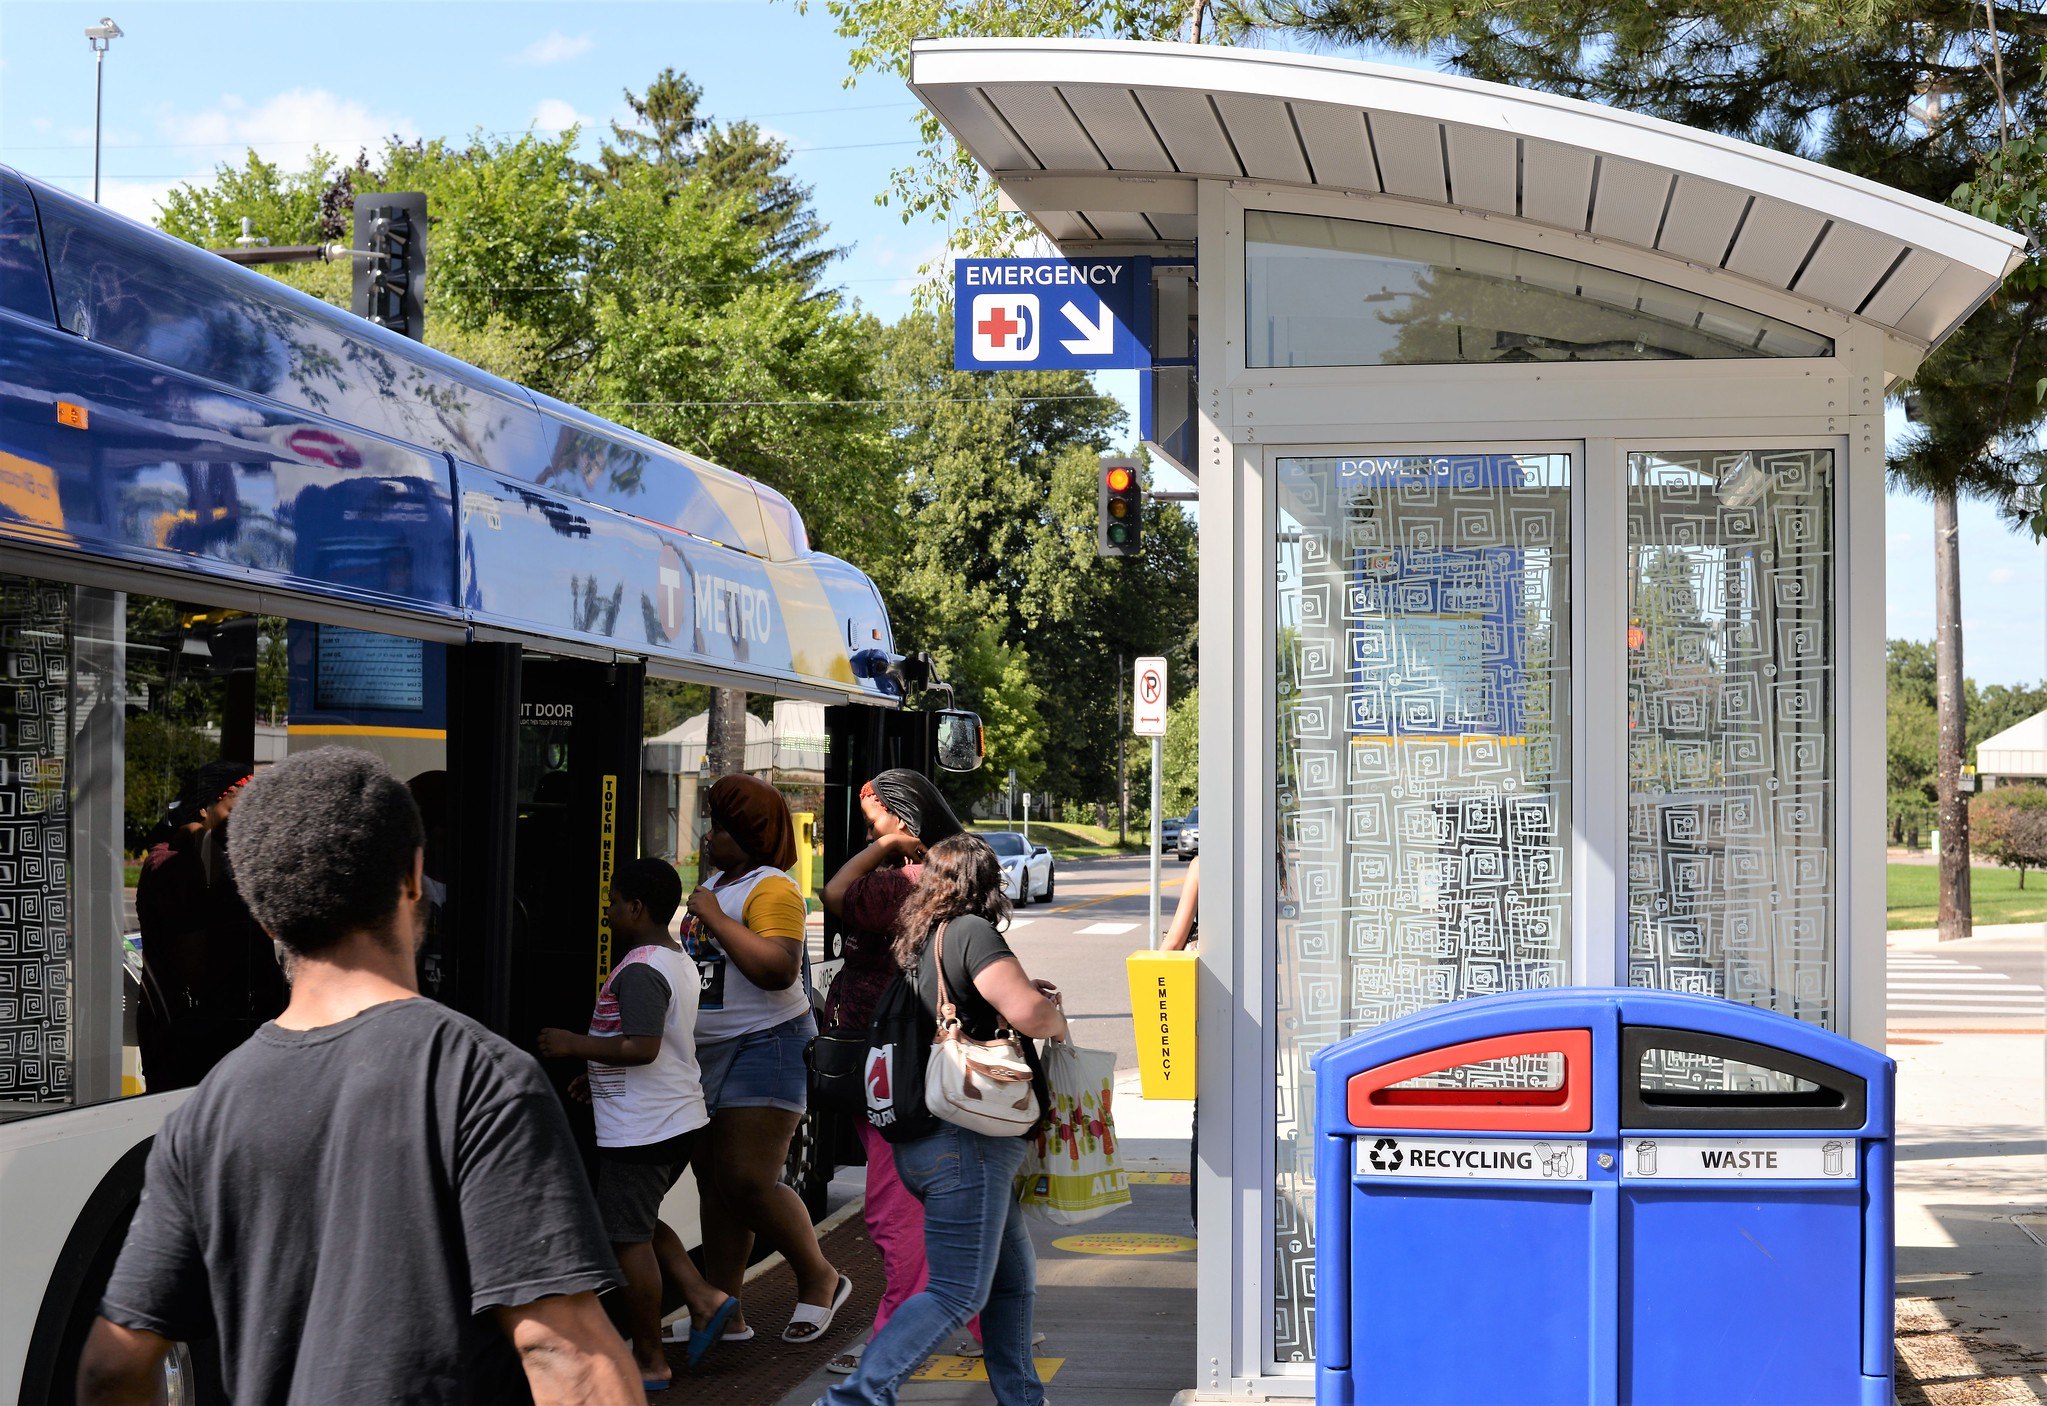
[935,710,985,773]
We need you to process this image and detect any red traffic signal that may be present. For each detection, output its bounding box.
[1097,457,1143,557]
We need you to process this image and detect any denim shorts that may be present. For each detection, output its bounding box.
[697,1010,815,1115]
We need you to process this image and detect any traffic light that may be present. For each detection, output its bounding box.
[352,192,427,341]
[1097,457,1143,557]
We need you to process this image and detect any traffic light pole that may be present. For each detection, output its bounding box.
[1148,733,1163,950]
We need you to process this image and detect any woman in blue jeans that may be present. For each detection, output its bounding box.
[822,835,1069,1406]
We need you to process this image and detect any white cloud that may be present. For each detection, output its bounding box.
[530,99,594,133]
[1990,566,2020,586]
[53,176,182,227]
[157,89,418,164]
[512,31,594,65]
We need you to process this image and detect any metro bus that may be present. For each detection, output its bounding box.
[0,165,972,1402]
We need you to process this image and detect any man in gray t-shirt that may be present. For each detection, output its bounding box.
[78,749,639,1406]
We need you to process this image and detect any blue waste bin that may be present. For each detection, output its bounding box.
[1311,988,1893,1406]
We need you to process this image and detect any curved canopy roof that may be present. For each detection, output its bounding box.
[908,39,2025,353]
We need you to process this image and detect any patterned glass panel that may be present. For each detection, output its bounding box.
[1273,452,1573,1364]
[0,581,74,1106]
[1626,449,1835,1089]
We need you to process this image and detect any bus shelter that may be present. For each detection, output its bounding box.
[908,38,2022,1399]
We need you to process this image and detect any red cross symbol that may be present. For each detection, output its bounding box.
[977,304,1021,348]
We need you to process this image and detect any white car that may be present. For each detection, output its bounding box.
[982,829,1055,905]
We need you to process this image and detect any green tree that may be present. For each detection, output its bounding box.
[600,69,839,288]
[804,0,1191,253]
[1970,784,2047,886]
[870,308,1198,808]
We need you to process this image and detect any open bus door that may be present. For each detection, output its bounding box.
[441,648,644,1104]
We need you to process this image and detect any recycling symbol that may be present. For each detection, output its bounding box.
[1367,1137,1403,1171]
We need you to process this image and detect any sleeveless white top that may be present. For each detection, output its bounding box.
[684,865,810,1043]
[586,944,709,1148]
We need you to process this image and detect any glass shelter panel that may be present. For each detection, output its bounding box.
[1273,451,1573,1363]
[1626,448,1836,1090]
[1245,210,1835,368]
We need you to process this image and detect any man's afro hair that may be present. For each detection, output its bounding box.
[227,747,424,957]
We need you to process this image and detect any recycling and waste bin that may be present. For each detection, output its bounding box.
[1311,988,1894,1406]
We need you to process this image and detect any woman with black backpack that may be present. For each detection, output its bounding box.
[822,833,1068,1406]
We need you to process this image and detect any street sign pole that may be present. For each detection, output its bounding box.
[1149,734,1163,950]
[1132,655,1169,950]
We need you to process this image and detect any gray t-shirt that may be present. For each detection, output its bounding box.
[101,999,619,1405]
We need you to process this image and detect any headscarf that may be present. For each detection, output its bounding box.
[707,773,798,872]
[163,760,253,831]
[861,768,963,846]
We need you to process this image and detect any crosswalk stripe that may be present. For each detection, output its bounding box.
[1076,921,1141,936]
[1887,953,2044,1017]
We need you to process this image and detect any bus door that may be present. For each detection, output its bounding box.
[819,704,939,965]
[439,648,643,1063]
[507,657,644,1057]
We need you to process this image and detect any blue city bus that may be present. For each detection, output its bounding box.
[0,166,965,1401]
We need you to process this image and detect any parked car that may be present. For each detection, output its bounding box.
[982,828,1055,905]
[1176,805,1199,861]
[1161,814,1183,849]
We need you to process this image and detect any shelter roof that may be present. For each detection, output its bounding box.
[908,39,2025,354]
[1978,709,2047,776]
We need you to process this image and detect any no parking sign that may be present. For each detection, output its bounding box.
[1134,656,1168,736]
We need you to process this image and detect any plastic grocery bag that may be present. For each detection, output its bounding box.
[1016,1041,1130,1224]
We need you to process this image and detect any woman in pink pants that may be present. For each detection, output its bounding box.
[820,771,982,1374]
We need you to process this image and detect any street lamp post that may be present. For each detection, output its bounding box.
[84,17,123,204]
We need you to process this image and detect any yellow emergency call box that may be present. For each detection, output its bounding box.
[1125,950,1198,1101]
[793,811,817,899]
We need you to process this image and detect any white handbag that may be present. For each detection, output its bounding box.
[924,922,1041,1138]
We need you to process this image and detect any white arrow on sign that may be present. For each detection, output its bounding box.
[1059,300,1114,355]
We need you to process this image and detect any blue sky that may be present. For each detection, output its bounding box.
[2,2,2039,686]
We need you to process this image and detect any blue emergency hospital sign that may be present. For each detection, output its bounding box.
[954,258,1152,370]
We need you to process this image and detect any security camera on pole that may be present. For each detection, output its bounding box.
[1134,656,1168,949]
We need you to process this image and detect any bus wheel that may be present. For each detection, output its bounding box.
[781,1108,831,1223]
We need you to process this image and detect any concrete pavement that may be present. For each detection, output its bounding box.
[787,857,2045,1402]
[1889,925,2047,1403]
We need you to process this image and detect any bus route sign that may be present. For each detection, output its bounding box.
[954,257,1152,370]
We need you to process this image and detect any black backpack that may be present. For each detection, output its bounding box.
[862,956,941,1145]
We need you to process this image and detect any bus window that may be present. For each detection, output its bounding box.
[639,683,826,892]
[0,575,447,1120]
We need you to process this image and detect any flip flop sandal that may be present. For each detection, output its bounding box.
[642,1379,672,1395]
[781,1272,854,1343]
[664,1316,755,1345]
[688,1296,743,1368]
[826,1341,866,1375]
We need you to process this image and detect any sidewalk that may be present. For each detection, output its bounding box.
[777,1087,1196,1405]
[1889,928,2047,1404]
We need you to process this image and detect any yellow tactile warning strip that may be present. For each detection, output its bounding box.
[1048,1232,1197,1256]
[1124,1171,1190,1185]
[909,1355,1066,1382]
[1894,1294,2047,1405]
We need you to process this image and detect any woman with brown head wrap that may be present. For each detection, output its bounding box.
[681,774,850,1345]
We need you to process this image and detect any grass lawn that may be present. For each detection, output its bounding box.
[1887,862,2047,929]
